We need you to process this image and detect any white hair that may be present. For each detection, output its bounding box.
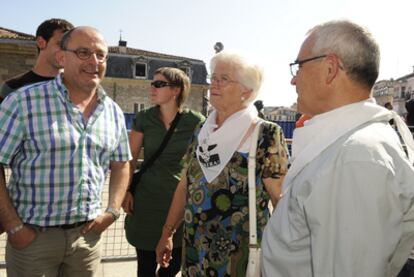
[309,20,380,88]
[210,51,263,103]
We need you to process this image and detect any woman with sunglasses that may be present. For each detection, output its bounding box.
[155,52,289,276]
[123,67,204,277]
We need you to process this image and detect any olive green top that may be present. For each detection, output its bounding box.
[125,106,204,250]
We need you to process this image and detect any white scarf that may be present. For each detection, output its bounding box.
[285,98,414,194]
[196,105,258,182]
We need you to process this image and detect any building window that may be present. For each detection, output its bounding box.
[178,66,191,78]
[134,103,146,113]
[135,62,147,78]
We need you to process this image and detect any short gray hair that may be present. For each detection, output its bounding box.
[210,51,263,103]
[309,20,380,89]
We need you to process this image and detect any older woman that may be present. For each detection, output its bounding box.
[156,52,289,276]
[123,67,204,277]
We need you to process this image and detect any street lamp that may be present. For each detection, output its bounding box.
[214,42,224,53]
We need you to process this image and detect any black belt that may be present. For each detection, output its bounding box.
[36,221,90,230]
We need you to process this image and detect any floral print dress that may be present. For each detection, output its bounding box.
[181,121,289,277]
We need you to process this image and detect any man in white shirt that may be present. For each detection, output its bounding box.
[262,20,414,277]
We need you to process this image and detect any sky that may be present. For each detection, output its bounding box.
[1,0,413,107]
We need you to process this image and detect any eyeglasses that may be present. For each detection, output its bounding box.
[63,48,108,63]
[150,80,178,88]
[209,75,240,87]
[289,55,327,77]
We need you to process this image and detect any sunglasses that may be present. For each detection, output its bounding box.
[150,80,178,88]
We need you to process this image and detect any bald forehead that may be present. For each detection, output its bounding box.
[68,27,107,48]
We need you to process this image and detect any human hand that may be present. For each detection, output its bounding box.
[8,225,36,250]
[81,213,114,235]
[122,192,134,215]
[156,233,174,268]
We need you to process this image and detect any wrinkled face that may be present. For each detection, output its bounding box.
[150,73,180,106]
[290,35,327,116]
[58,28,108,94]
[209,61,249,112]
[38,29,65,70]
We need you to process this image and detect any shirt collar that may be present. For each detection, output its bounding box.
[309,98,377,125]
[54,73,107,102]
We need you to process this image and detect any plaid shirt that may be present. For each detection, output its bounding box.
[0,75,132,226]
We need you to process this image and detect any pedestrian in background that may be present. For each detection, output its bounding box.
[406,99,414,133]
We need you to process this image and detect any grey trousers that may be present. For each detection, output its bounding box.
[6,224,102,277]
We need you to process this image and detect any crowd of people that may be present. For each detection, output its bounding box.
[0,18,413,277]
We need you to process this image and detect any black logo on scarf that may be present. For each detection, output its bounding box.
[198,144,221,168]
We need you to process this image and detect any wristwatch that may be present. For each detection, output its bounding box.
[105,207,121,221]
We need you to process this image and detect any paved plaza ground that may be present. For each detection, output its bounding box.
[0,260,137,276]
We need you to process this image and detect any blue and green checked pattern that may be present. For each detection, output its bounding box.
[0,75,132,226]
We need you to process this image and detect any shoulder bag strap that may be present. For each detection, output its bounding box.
[129,112,182,193]
[142,111,182,171]
[249,120,263,247]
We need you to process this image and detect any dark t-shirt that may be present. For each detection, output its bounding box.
[0,71,55,103]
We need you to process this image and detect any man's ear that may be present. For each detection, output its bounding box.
[56,50,65,68]
[325,54,342,84]
[36,37,47,50]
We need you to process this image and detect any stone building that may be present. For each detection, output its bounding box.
[393,72,414,116]
[372,80,394,107]
[104,40,209,115]
[264,106,297,122]
[0,27,37,80]
[372,69,414,117]
[0,27,209,115]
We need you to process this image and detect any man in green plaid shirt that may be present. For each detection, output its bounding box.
[0,26,132,276]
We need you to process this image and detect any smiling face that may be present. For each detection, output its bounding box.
[209,61,250,113]
[58,27,108,95]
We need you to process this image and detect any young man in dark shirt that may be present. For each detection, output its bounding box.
[0,18,73,102]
